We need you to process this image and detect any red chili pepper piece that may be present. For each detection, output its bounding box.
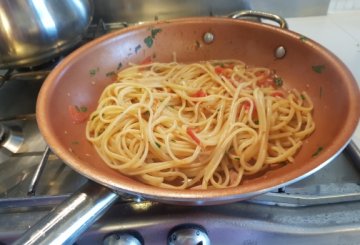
[187,128,201,145]
[215,66,224,75]
[140,56,152,65]
[192,90,207,97]
[68,105,89,124]
[254,70,265,77]
[240,100,257,117]
[257,76,275,87]
[215,65,233,78]
[242,101,251,111]
[271,91,284,97]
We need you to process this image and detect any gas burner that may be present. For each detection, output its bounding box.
[0,68,51,88]
[0,19,130,88]
[0,123,23,164]
[14,57,61,73]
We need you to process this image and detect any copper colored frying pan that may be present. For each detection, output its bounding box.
[16,11,360,244]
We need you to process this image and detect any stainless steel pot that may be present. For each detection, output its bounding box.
[0,0,93,68]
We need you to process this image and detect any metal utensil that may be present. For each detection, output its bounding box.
[0,0,93,68]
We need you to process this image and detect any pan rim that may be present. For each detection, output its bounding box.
[36,16,360,204]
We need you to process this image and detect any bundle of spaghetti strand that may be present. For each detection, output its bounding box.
[86,59,315,189]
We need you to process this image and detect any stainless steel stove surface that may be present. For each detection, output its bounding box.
[1,17,360,245]
[0,59,360,245]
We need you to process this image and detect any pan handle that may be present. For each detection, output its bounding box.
[229,10,288,29]
[13,181,119,245]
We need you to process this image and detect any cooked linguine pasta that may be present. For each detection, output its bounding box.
[86,60,315,189]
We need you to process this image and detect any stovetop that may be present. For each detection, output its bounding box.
[1,59,360,245]
[1,15,360,245]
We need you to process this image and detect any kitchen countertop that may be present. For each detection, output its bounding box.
[285,10,360,147]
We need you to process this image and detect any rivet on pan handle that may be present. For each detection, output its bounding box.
[229,10,288,29]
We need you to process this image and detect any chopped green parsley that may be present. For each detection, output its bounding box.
[312,146,324,157]
[312,65,326,74]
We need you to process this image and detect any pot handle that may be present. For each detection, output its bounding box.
[13,181,119,245]
[229,10,288,29]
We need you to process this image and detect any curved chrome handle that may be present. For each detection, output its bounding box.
[13,181,119,245]
[229,10,288,29]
